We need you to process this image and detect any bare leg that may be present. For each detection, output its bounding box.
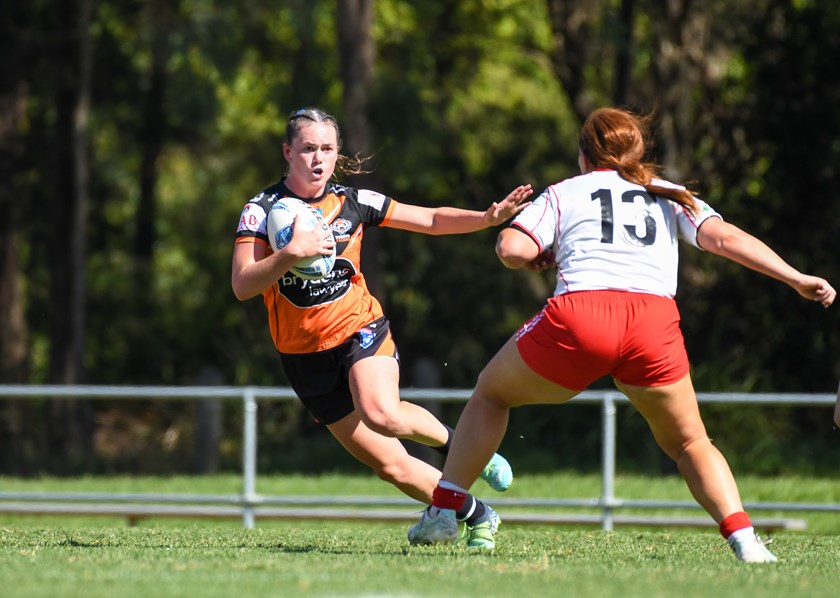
[617,375,744,522]
[327,410,441,503]
[349,355,449,447]
[442,336,579,490]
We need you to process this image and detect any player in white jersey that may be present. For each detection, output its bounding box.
[515,171,720,298]
[408,107,836,562]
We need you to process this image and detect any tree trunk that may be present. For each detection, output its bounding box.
[128,0,172,378]
[194,366,222,474]
[614,0,636,106]
[336,0,384,302]
[546,0,605,122]
[47,0,94,474]
[0,3,31,474]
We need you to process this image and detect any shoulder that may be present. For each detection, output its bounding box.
[650,176,685,191]
[245,181,291,210]
[541,170,616,199]
[327,182,388,207]
[336,183,391,212]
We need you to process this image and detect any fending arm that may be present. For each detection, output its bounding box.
[696,217,836,308]
[385,185,533,235]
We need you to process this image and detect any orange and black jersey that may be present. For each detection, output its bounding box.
[235,180,397,354]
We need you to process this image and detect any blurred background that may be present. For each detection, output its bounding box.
[0,0,837,479]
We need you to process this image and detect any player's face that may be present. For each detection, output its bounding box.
[283,122,339,198]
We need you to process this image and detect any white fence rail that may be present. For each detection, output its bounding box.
[0,384,837,531]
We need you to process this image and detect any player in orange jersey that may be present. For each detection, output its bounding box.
[232,107,531,548]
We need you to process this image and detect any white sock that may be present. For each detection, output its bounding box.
[727,526,756,547]
[438,479,468,494]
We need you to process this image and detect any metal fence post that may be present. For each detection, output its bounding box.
[242,388,258,529]
[601,393,617,532]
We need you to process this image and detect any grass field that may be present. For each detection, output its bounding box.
[1,473,838,597]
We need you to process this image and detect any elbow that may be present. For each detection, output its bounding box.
[702,231,740,258]
[698,218,744,257]
[496,251,526,270]
[495,236,530,269]
[231,278,255,302]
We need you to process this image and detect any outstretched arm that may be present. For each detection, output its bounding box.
[385,185,533,235]
[697,217,836,308]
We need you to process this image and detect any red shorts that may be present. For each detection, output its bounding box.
[515,290,689,390]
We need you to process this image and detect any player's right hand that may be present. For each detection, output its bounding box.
[285,215,335,259]
[524,249,556,273]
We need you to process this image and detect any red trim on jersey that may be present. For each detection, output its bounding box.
[510,222,544,253]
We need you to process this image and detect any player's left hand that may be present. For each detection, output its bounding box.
[793,275,836,308]
[483,184,533,226]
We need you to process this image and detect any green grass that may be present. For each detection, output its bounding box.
[1,473,839,597]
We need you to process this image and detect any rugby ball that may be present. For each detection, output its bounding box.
[266,197,335,280]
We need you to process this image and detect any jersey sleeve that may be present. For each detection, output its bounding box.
[353,188,396,227]
[234,195,270,246]
[509,186,559,253]
[676,197,721,249]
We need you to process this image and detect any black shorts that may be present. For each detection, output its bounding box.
[279,317,399,425]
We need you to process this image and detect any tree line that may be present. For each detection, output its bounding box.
[1,0,837,476]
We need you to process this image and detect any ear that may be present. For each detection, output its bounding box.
[282,143,292,162]
[578,149,592,174]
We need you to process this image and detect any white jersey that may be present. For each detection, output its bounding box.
[511,170,721,298]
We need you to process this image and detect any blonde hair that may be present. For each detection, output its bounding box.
[579,108,698,213]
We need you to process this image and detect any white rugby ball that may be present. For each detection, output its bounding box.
[266,197,336,280]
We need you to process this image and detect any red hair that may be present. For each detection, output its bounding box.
[579,108,698,213]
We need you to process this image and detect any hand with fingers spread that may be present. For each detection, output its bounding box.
[483,184,534,226]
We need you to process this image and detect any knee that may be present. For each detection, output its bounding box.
[359,407,401,438]
[373,457,411,485]
[474,369,515,409]
[674,435,714,463]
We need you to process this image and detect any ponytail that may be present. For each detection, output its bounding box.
[580,108,698,213]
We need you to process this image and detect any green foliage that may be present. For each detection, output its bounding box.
[6,0,840,474]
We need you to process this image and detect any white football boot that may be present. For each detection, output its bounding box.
[407,507,459,545]
[728,529,778,563]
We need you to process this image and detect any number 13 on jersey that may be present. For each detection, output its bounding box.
[591,188,659,246]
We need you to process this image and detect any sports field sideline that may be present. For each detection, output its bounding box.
[1,472,838,597]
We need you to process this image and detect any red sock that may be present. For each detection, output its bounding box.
[432,485,469,511]
[719,511,752,539]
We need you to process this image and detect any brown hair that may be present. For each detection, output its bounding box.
[579,108,698,213]
[285,108,371,177]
